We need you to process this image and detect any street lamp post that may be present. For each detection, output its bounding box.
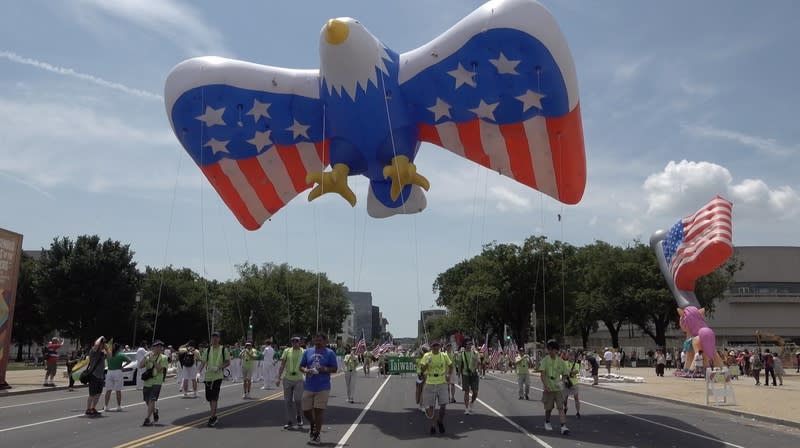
[132,292,141,346]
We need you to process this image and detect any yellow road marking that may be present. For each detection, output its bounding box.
[113,390,283,448]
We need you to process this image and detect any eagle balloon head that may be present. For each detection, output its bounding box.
[319,17,392,100]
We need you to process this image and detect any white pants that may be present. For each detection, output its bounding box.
[517,373,530,397]
[231,358,242,381]
[262,361,274,387]
[344,371,356,401]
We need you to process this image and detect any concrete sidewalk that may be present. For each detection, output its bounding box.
[592,366,800,428]
[0,367,83,396]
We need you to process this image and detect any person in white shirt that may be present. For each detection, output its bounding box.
[135,342,147,390]
[603,348,613,376]
[261,341,275,389]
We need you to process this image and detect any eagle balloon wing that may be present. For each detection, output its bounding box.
[165,57,329,230]
[399,0,586,205]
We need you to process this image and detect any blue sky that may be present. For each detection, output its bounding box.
[2,0,798,338]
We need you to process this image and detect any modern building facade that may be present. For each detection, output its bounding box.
[346,290,374,343]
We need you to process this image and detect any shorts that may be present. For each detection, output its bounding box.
[302,389,331,411]
[462,373,480,393]
[205,379,222,402]
[104,369,124,391]
[143,385,162,402]
[46,362,57,376]
[242,365,254,380]
[563,384,579,396]
[542,390,564,411]
[88,376,104,396]
[422,383,448,408]
[181,365,197,381]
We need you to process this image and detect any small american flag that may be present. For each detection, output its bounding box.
[490,342,503,369]
[355,330,366,356]
[662,195,733,291]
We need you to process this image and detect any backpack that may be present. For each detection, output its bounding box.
[180,351,195,367]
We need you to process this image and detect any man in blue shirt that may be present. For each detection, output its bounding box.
[300,334,338,445]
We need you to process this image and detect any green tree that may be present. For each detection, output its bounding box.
[12,253,52,361]
[137,266,210,346]
[37,235,141,346]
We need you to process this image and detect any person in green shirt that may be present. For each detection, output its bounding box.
[343,347,359,403]
[138,340,169,427]
[539,339,570,435]
[241,341,258,399]
[515,352,532,400]
[199,332,231,427]
[420,340,453,435]
[460,339,480,415]
[276,336,305,430]
[103,342,129,412]
[561,350,581,419]
[415,345,429,412]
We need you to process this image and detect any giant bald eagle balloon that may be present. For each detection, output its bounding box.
[165,0,586,230]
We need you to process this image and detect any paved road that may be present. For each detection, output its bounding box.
[1,371,798,447]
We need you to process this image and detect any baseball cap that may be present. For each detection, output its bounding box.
[431,340,442,346]
[211,331,221,337]
[152,340,164,347]
[245,341,252,346]
[291,336,302,342]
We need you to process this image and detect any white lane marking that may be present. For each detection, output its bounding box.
[455,383,553,448]
[488,374,746,448]
[0,383,239,434]
[335,374,392,448]
[0,385,149,410]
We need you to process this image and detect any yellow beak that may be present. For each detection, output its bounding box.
[325,19,349,45]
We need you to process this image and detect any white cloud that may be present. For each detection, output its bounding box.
[682,124,796,157]
[490,185,532,212]
[0,51,162,100]
[73,0,230,57]
[643,160,800,219]
[612,55,653,83]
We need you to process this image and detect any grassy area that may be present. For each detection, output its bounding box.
[5,362,44,371]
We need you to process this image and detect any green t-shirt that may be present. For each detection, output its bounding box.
[241,348,258,368]
[343,354,358,371]
[107,352,129,371]
[461,351,479,375]
[201,346,230,381]
[540,355,569,391]
[421,352,452,385]
[273,348,282,360]
[231,348,242,359]
[143,354,168,387]
[515,356,530,375]
[280,347,304,382]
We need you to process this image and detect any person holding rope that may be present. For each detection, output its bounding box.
[343,346,359,403]
[139,340,168,427]
[515,351,532,400]
[561,350,582,419]
[460,339,480,415]
[540,339,570,435]
[420,340,453,435]
[83,336,109,416]
[300,333,338,445]
[199,331,231,427]
[277,336,305,430]
[241,341,258,398]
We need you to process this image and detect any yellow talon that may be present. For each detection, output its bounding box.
[306,163,356,206]
[382,155,430,201]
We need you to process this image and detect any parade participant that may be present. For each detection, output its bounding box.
[178,342,199,397]
[460,339,480,415]
[540,339,570,435]
[277,336,305,430]
[343,347,358,403]
[241,341,258,398]
[515,352,531,400]
[445,343,457,403]
[362,352,372,377]
[139,340,168,427]
[300,333,338,445]
[230,342,242,383]
[585,352,599,385]
[415,345,429,412]
[66,351,78,391]
[562,350,581,419]
[43,337,63,387]
[199,332,230,427]
[84,336,109,416]
[420,340,453,435]
[261,340,275,389]
[102,343,128,412]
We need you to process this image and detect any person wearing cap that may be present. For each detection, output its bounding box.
[241,341,258,399]
[540,339,570,435]
[300,333,338,445]
[199,331,231,427]
[515,351,532,400]
[420,340,453,435]
[343,346,359,403]
[415,344,430,412]
[277,336,305,430]
[138,340,169,427]
[460,339,480,414]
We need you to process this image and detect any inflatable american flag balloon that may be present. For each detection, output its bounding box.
[164,0,586,230]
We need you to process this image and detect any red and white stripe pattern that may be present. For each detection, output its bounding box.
[665,195,733,291]
[418,104,585,205]
[355,335,367,356]
[202,141,330,230]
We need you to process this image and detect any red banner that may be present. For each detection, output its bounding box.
[0,228,23,390]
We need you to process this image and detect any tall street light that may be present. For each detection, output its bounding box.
[132,292,141,346]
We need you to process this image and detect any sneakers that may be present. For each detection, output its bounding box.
[296,415,303,428]
[115,406,123,412]
[283,422,293,430]
[208,416,218,427]
[153,408,159,423]
[544,422,553,431]
[525,395,529,400]
[142,418,152,427]
[184,392,189,398]
[242,394,247,399]
[560,425,570,435]
[518,396,523,400]
[576,412,581,419]
[437,421,445,434]
[309,432,321,445]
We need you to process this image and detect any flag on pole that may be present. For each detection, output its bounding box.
[355,329,366,356]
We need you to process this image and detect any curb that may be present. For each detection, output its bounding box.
[0,384,87,397]
[595,384,800,430]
